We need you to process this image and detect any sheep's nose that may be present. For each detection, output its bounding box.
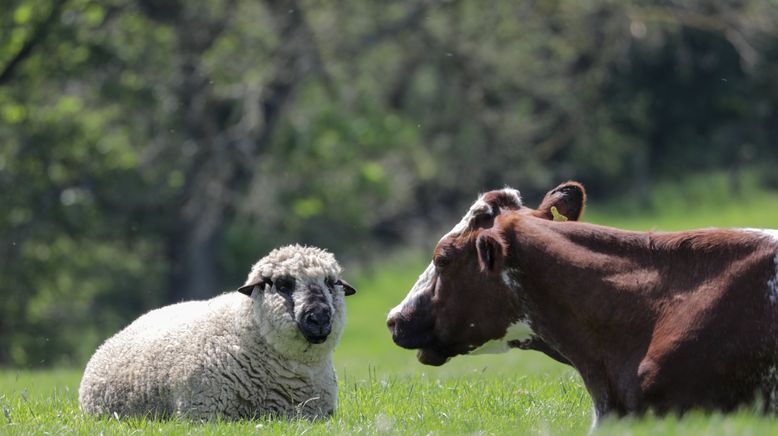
[304,310,331,328]
[299,308,332,344]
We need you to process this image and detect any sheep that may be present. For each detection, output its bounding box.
[78,244,356,420]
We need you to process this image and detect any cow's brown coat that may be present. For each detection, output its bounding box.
[387,182,778,418]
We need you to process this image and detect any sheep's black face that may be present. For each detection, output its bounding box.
[253,275,341,345]
[296,282,333,344]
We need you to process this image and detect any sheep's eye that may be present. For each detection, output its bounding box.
[275,277,295,294]
[324,277,335,289]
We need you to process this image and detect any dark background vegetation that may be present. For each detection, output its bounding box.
[1,0,777,368]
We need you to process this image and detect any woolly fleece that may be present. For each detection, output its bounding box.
[79,245,348,420]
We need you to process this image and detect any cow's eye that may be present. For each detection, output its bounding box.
[275,277,295,294]
[433,256,449,269]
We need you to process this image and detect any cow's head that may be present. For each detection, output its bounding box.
[386,182,585,365]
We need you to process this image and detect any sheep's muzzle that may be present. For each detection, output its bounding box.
[297,284,333,344]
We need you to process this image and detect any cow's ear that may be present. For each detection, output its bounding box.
[535,181,586,222]
[237,277,271,296]
[476,232,506,274]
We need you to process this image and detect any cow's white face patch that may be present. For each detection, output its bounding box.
[468,319,533,355]
[439,188,522,243]
[388,262,434,319]
[388,189,522,319]
[741,229,778,304]
[440,200,490,242]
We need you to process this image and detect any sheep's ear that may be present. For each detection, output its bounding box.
[236,284,256,296]
[338,279,357,296]
[237,278,271,296]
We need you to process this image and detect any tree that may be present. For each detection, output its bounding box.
[1,0,777,367]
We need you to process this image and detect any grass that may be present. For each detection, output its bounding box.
[3,172,778,434]
[0,369,592,434]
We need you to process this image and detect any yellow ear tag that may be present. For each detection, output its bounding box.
[550,206,568,222]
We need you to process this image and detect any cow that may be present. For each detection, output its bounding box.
[387,182,778,423]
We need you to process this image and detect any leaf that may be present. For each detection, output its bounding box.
[361,162,385,184]
[84,4,105,26]
[13,5,33,24]
[293,197,324,219]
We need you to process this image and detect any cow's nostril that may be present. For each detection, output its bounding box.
[386,316,397,331]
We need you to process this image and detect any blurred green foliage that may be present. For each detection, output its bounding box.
[1,0,778,367]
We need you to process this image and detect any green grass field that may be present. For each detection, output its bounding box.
[3,175,778,434]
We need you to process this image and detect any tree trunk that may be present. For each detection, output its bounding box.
[166,208,225,302]
[161,0,325,303]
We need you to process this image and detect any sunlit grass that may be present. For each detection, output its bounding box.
[0,369,593,435]
[3,368,778,435]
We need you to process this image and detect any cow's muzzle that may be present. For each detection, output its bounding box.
[386,303,435,350]
[387,312,451,366]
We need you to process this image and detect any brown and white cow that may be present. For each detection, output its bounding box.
[387,182,778,421]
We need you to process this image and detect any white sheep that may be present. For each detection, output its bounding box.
[78,244,356,420]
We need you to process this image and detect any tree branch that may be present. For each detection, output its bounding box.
[0,0,68,86]
[345,0,448,56]
[630,6,760,71]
